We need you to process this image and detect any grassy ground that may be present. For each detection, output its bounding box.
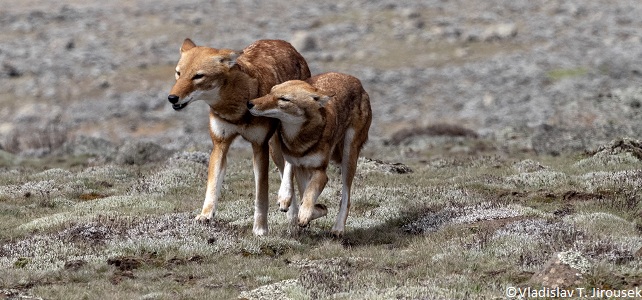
[1,137,642,299]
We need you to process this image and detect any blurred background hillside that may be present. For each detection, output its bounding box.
[2,0,642,157]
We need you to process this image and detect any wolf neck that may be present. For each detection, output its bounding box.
[209,68,258,124]
[279,110,325,155]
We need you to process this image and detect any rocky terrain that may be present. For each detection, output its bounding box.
[2,0,642,155]
[2,0,642,299]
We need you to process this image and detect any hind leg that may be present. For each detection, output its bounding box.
[251,141,271,236]
[332,129,360,236]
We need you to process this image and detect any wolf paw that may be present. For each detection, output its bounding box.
[312,204,328,219]
[194,214,212,222]
[298,204,328,227]
[330,226,345,238]
[253,226,268,236]
[277,196,292,212]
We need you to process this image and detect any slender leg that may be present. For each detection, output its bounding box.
[195,139,232,221]
[252,142,270,235]
[282,163,299,226]
[278,161,296,211]
[298,168,329,227]
[270,135,295,212]
[293,167,309,198]
[332,130,359,236]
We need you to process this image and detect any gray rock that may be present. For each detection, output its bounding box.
[115,141,173,165]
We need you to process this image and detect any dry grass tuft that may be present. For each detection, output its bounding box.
[1,140,642,299]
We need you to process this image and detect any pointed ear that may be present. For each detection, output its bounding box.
[314,94,332,107]
[180,38,196,53]
[226,51,242,68]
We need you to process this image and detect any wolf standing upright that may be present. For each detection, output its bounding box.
[167,39,310,235]
[248,72,372,236]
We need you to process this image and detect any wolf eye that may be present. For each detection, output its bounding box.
[175,71,181,77]
[192,74,204,80]
[278,97,290,102]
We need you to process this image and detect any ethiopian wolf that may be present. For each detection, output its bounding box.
[167,38,310,235]
[247,72,372,236]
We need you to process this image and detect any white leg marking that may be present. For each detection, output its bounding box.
[286,195,299,226]
[252,144,270,236]
[277,161,294,211]
[332,181,350,235]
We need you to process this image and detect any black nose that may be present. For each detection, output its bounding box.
[247,101,254,109]
[168,94,179,104]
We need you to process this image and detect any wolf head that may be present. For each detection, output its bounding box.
[247,80,332,124]
[167,38,240,110]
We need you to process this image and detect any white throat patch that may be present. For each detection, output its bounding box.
[184,85,222,107]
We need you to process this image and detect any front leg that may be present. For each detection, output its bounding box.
[278,161,296,212]
[252,142,271,235]
[195,139,232,221]
[297,168,329,227]
[269,135,295,212]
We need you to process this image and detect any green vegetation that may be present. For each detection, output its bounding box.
[546,67,589,81]
[1,138,642,299]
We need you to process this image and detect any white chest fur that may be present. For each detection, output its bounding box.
[209,116,269,144]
